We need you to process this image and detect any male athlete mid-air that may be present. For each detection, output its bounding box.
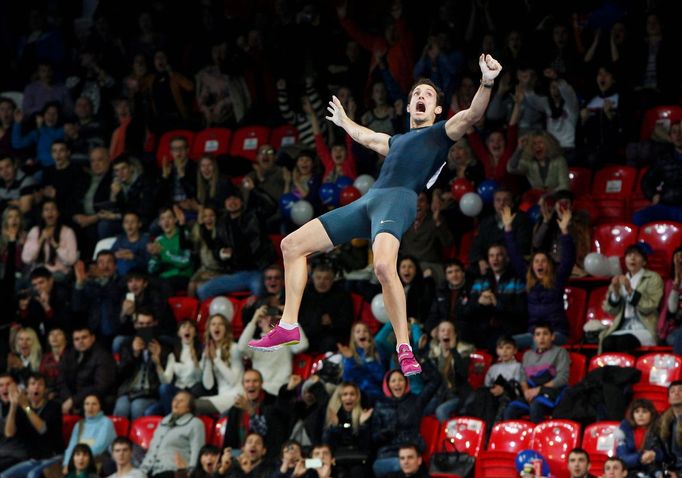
[250,54,502,376]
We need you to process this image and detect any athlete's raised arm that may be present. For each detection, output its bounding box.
[326,95,390,156]
[445,54,502,141]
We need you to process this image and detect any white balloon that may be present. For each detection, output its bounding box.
[370,294,389,323]
[459,192,483,217]
[291,200,314,225]
[353,174,375,195]
[607,256,622,276]
[584,252,609,277]
[209,296,234,322]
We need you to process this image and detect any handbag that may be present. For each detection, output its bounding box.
[429,438,476,477]
[333,446,370,466]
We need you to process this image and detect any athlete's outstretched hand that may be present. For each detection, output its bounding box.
[326,95,348,127]
[479,54,502,81]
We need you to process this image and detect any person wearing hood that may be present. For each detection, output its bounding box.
[371,361,441,478]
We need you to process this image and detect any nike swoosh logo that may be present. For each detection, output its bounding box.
[380,220,396,224]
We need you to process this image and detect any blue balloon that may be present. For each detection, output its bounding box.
[515,450,550,475]
[319,182,340,206]
[477,179,499,205]
[279,193,298,219]
[335,176,354,189]
[527,204,541,224]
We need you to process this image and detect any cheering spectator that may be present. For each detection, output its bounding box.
[110,154,157,228]
[18,267,72,336]
[41,140,89,221]
[196,156,236,211]
[6,327,42,386]
[147,207,193,293]
[276,78,326,147]
[143,50,194,133]
[63,444,99,478]
[215,432,273,478]
[158,136,198,211]
[110,211,151,277]
[175,444,221,478]
[187,206,221,298]
[398,256,435,325]
[425,259,472,338]
[361,81,396,136]
[507,131,570,193]
[309,103,357,183]
[244,145,287,205]
[11,103,66,169]
[21,63,72,117]
[339,322,386,401]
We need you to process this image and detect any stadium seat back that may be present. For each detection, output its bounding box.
[568,167,592,196]
[467,350,493,390]
[229,126,270,161]
[437,417,486,458]
[632,384,669,413]
[591,166,637,222]
[269,124,299,150]
[109,416,130,437]
[419,415,440,464]
[168,297,199,322]
[191,128,232,158]
[582,421,620,476]
[129,416,163,449]
[585,286,614,328]
[530,420,581,478]
[588,353,636,372]
[211,417,229,447]
[487,420,535,453]
[292,353,314,380]
[591,223,638,257]
[637,222,682,278]
[568,352,587,386]
[636,353,682,387]
[62,415,80,445]
[564,286,587,344]
[198,415,214,444]
[640,106,682,140]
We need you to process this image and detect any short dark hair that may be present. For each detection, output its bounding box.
[158,206,174,217]
[310,443,333,457]
[135,308,155,320]
[30,266,53,281]
[72,325,94,335]
[496,335,517,348]
[27,372,46,385]
[398,443,421,455]
[112,436,133,449]
[112,154,134,167]
[532,322,554,334]
[244,431,266,447]
[487,242,507,254]
[669,380,682,390]
[42,101,60,116]
[96,250,115,261]
[624,243,648,261]
[169,136,188,147]
[199,444,220,457]
[0,97,16,109]
[444,259,465,271]
[603,456,626,469]
[126,267,148,281]
[568,447,590,463]
[408,78,445,108]
[51,139,69,150]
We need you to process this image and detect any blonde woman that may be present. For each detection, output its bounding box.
[195,314,243,414]
[338,323,385,401]
[7,327,42,385]
[507,130,569,192]
[196,155,234,210]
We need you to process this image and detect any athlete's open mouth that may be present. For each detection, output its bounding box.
[416,101,426,113]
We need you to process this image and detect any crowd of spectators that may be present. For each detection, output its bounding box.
[1,0,682,477]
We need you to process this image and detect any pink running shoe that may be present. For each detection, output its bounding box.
[248,324,300,351]
[397,344,422,376]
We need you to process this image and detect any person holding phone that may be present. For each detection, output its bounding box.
[213,432,273,478]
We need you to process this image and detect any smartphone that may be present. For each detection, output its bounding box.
[126,292,135,303]
[305,459,322,469]
[266,306,281,317]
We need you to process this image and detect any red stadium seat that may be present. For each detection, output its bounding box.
[630,167,652,214]
[419,415,440,464]
[582,421,620,476]
[129,416,163,449]
[568,352,587,386]
[467,350,493,390]
[109,416,130,437]
[591,223,638,257]
[591,166,637,222]
[564,286,587,344]
[62,415,80,445]
[350,293,364,321]
[268,234,284,266]
[487,420,535,453]
[211,417,228,447]
[568,167,593,196]
[156,130,196,168]
[585,286,614,329]
[637,222,682,279]
[432,417,486,478]
[191,128,232,158]
[458,231,474,267]
[635,353,682,387]
[530,420,581,478]
[269,124,299,150]
[292,353,314,380]
[639,105,682,140]
[168,297,199,323]
[632,384,669,413]
[230,126,270,161]
[198,415,215,444]
[588,353,636,372]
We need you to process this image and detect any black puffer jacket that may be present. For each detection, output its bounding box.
[642,144,682,205]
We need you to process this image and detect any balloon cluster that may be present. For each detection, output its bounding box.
[450,178,499,217]
[584,252,622,277]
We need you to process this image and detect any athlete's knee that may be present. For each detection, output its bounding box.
[281,234,303,260]
[374,260,397,284]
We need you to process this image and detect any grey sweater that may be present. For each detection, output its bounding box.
[140,413,205,475]
[521,345,569,388]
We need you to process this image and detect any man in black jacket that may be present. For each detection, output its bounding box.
[18,266,72,341]
[157,136,198,211]
[223,369,286,461]
[386,444,429,478]
[42,139,88,225]
[197,190,276,300]
[425,259,472,337]
[111,154,157,227]
[57,326,116,414]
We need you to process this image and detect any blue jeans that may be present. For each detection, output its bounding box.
[0,456,62,478]
[633,204,682,226]
[512,331,568,351]
[114,395,158,420]
[503,399,553,424]
[667,328,682,355]
[197,270,263,301]
[145,383,177,416]
[424,396,461,423]
[372,457,401,478]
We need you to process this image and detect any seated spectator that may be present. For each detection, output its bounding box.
[147,207,193,293]
[425,259,472,339]
[433,140,485,192]
[111,211,150,277]
[63,444,99,478]
[197,190,275,300]
[222,369,286,460]
[532,190,591,277]
[386,444,429,478]
[143,50,194,134]
[196,314,243,415]
[141,390,205,477]
[338,322,385,402]
[110,154,156,228]
[152,319,202,416]
[11,102,65,169]
[309,104,357,183]
[503,323,570,423]
[175,444,221,478]
[215,432,273,478]
[21,63,72,117]
[656,381,682,476]
[272,440,304,478]
[299,444,337,478]
[400,192,454,286]
[62,393,116,474]
[158,136,198,211]
[601,457,628,478]
[244,145,287,205]
[322,382,372,478]
[22,199,78,280]
[6,327,41,386]
[277,374,329,447]
[503,206,574,349]
[241,265,285,326]
[0,157,35,214]
[114,309,168,420]
[284,151,321,205]
[57,326,117,415]
[0,374,25,471]
[196,156,236,211]
[567,448,597,478]
[0,98,16,159]
[600,244,663,354]
[18,267,72,337]
[38,327,67,398]
[507,130,570,193]
[276,77,326,147]
[469,188,532,276]
[107,436,146,478]
[299,262,354,354]
[237,305,309,395]
[0,372,63,478]
[72,252,126,345]
[421,321,471,422]
[634,120,682,226]
[371,365,441,478]
[68,97,106,164]
[361,81,396,136]
[616,398,663,474]
[187,206,221,298]
[398,256,435,325]
[41,140,88,221]
[464,243,527,351]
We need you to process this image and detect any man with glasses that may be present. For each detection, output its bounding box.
[158,136,198,212]
[242,265,285,325]
[245,145,287,203]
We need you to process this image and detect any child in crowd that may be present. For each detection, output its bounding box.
[616,398,664,476]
